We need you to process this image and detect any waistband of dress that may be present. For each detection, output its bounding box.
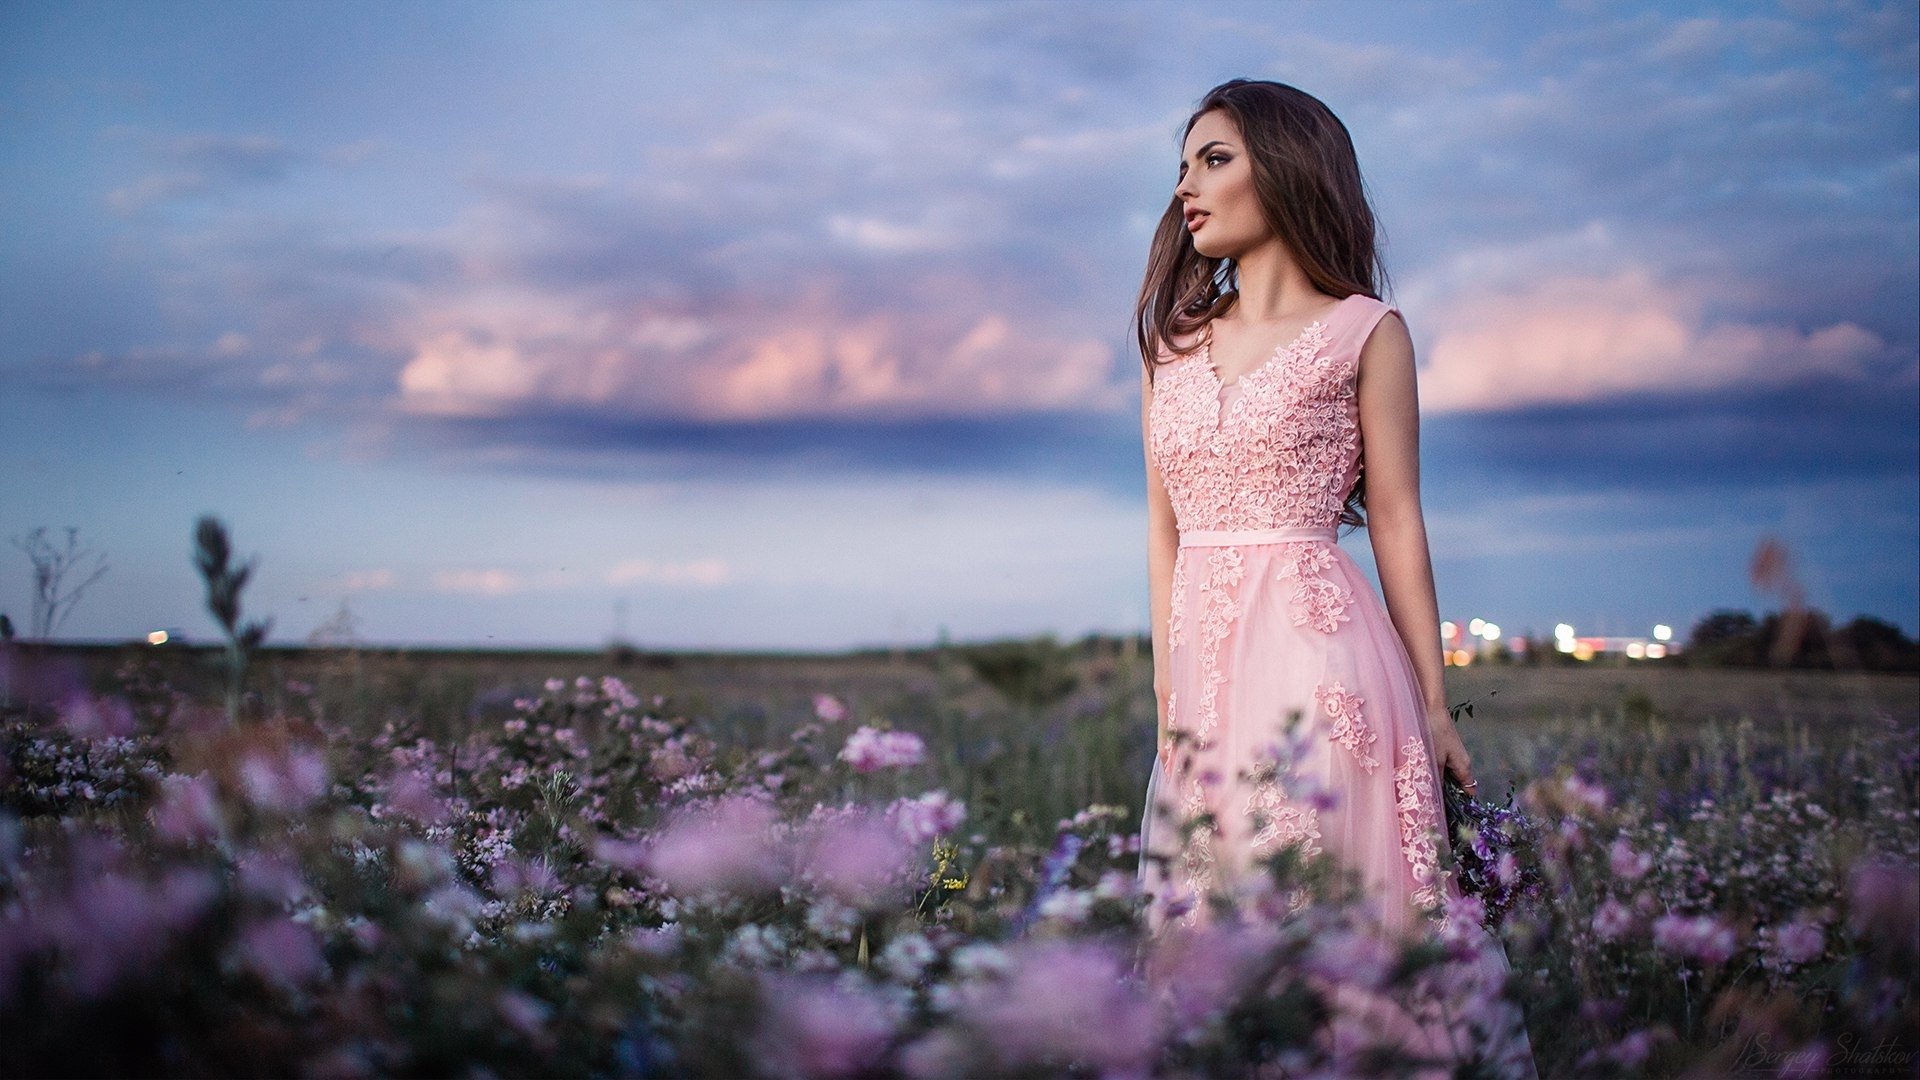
[1178,526,1337,548]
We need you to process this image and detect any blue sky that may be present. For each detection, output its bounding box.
[2,0,1915,649]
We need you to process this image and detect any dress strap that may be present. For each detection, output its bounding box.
[1341,293,1403,349]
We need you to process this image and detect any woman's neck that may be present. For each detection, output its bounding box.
[1226,240,1328,322]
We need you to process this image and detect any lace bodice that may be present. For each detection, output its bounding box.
[1148,294,1399,532]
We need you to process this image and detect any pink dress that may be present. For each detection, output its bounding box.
[1136,293,1537,1076]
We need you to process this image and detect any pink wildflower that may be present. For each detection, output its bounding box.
[1771,918,1825,966]
[800,809,917,908]
[593,836,650,874]
[1151,922,1280,1037]
[648,742,697,783]
[887,791,966,844]
[386,768,450,826]
[1592,898,1635,941]
[234,916,325,989]
[492,856,562,898]
[645,795,781,898]
[1608,837,1652,880]
[236,850,308,904]
[838,726,924,772]
[39,866,215,1000]
[813,694,849,723]
[1651,912,1739,965]
[749,971,902,1080]
[238,747,329,813]
[58,693,137,739]
[959,937,1157,1074]
[1564,774,1610,813]
[899,1031,971,1080]
[421,883,486,937]
[151,773,222,844]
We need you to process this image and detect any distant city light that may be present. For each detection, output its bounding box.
[1433,618,1672,662]
[147,630,169,645]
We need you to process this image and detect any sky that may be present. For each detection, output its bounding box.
[1,0,1915,651]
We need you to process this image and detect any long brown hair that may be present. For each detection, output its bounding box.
[1134,78,1390,529]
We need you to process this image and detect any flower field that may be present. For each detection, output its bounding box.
[1,642,1915,1078]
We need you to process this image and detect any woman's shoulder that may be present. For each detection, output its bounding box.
[1335,292,1407,347]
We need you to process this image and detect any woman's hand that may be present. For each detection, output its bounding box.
[1426,705,1476,794]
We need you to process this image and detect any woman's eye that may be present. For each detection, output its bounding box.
[1207,153,1228,167]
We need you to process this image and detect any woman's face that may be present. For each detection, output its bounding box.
[1175,110,1266,259]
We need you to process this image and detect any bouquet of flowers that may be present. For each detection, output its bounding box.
[1438,692,1546,932]
[1441,775,1546,932]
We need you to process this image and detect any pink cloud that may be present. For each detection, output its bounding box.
[430,569,524,596]
[390,282,1124,422]
[1416,268,1888,412]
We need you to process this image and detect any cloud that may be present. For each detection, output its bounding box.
[1416,267,1892,412]
[388,276,1126,422]
[106,133,302,212]
[430,569,526,596]
[103,131,379,214]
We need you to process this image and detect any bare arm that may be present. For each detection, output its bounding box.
[1355,312,1476,789]
[1142,361,1180,759]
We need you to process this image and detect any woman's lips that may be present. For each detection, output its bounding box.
[1186,213,1208,231]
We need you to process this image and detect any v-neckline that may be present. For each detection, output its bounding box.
[1201,295,1347,390]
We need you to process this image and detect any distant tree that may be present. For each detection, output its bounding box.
[1837,616,1920,673]
[10,526,109,641]
[1684,610,1766,667]
[1683,608,1918,672]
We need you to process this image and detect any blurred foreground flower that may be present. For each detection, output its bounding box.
[639,794,782,899]
[951,937,1158,1074]
[749,971,904,1080]
[799,806,918,909]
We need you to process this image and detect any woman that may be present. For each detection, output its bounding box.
[1132,79,1538,1076]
